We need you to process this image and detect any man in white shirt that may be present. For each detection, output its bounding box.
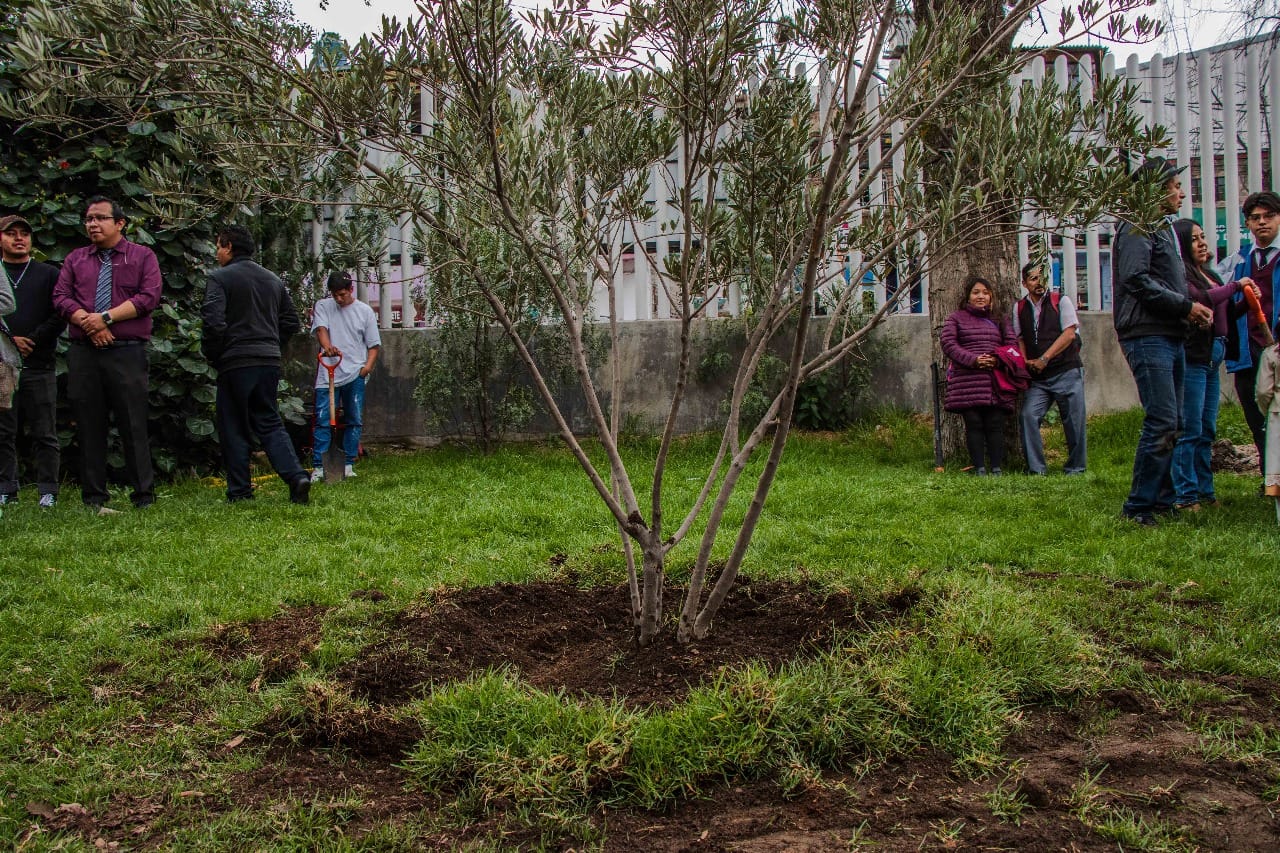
[1217,190,1280,480]
[1013,262,1087,475]
[310,272,380,481]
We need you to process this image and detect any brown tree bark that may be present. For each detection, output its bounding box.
[916,0,1022,463]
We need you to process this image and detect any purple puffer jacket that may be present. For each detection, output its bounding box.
[941,305,1018,412]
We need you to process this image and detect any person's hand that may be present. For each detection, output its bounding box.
[976,354,996,369]
[1188,302,1213,329]
[13,336,34,357]
[358,365,372,378]
[1028,356,1047,373]
[90,328,115,348]
[322,345,342,358]
[1238,276,1256,293]
[80,312,108,334]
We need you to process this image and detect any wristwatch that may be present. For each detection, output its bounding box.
[102,312,113,326]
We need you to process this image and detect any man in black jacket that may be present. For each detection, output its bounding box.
[202,225,309,504]
[0,214,66,508]
[1112,157,1213,526]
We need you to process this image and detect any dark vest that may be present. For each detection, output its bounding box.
[1250,248,1279,351]
[1017,294,1081,379]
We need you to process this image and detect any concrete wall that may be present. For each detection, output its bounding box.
[288,311,1151,444]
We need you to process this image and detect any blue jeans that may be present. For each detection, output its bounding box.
[1120,336,1185,517]
[1172,338,1224,505]
[313,376,365,466]
[1019,367,1087,474]
[216,365,307,500]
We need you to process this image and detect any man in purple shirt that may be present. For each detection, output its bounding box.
[52,196,163,513]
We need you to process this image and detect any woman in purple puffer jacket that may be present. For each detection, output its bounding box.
[942,276,1018,475]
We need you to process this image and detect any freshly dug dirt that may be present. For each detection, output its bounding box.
[23,581,1280,850]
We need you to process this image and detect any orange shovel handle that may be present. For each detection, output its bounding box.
[318,352,343,427]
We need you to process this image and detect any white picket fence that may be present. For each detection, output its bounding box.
[312,33,1280,328]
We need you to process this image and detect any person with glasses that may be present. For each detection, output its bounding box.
[1217,191,1280,487]
[51,196,163,514]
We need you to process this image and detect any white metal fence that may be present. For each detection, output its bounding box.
[312,34,1280,328]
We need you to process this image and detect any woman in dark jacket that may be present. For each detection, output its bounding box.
[1171,218,1250,509]
[942,276,1018,475]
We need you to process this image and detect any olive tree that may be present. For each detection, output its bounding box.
[3,0,1166,644]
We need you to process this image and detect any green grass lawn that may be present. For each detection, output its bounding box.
[1,406,1278,849]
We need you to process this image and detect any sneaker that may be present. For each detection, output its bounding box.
[0,493,16,505]
[1122,512,1158,528]
[38,494,56,509]
[289,476,311,505]
[990,467,1003,477]
[344,464,356,478]
[310,468,323,483]
[95,505,122,516]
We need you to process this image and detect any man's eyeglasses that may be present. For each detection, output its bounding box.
[1245,210,1278,223]
[83,214,116,223]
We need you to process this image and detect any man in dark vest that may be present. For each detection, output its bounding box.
[1014,262,1087,475]
[1217,190,1280,484]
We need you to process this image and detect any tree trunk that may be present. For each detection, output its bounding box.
[927,224,1020,461]
[637,544,664,647]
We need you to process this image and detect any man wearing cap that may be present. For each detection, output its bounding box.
[309,272,379,482]
[202,224,310,505]
[52,196,163,513]
[0,214,66,508]
[1112,157,1214,526]
[1216,190,1280,483]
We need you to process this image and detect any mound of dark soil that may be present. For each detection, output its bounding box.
[335,577,911,708]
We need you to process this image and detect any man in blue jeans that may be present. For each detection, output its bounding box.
[1112,157,1214,526]
[1014,262,1087,475]
[311,272,380,481]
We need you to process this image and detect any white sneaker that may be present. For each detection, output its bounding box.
[344,465,356,478]
[38,493,56,509]
[96,505,122,516]
[310,468,323,483]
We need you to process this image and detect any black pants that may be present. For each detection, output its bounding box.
[68,341,154,507]
[961,406,1007,471]
[0,368,60,496]
[216,365,306,500]
[1232,345,1266,476]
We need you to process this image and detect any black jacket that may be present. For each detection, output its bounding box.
[2,260,65,370]
[1111,218,1193,341]
[201,256,301,371]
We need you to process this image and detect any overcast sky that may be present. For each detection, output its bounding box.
[290,0,1245,63]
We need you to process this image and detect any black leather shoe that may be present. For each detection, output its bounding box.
[289,476,311,505]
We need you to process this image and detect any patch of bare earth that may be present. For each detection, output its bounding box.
[21,581,1280,851]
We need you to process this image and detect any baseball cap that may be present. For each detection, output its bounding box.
[1132,156,1186,184]
[0,214,32,232]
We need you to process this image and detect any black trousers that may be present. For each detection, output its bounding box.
[216,365,306,500]
[0,367,60,495]
[961,406,1007,471]
[1232,342,1266,476]
[68,341,154,507]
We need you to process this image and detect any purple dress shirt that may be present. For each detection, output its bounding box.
[53,238,163,341]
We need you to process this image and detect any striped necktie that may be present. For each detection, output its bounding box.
[94,249,113,313]
[1256,248,1272,270]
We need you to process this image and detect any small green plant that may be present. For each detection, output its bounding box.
[983,761,1031,824]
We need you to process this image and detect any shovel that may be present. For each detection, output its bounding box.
[318,351,346,483]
